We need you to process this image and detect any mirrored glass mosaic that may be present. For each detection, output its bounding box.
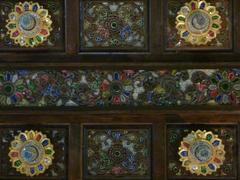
[0,69,240,107]
[81,1,147,49]
[84,126,151,178]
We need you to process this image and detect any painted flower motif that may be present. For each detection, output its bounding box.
[179,130,225,176]
[100,71,134,105]
[208,71,240,104]
[0,72,27,105]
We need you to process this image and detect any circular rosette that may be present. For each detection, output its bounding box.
[6,1,52,47]
[178,130,225,176]
[176,0,222,45]
[9,130,55,176]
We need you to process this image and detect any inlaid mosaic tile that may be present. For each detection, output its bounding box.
[0,0,64,49]
[167,124,237,178]
[81,1,147,50]
[0,69,240,107]
[83,126,151,179]
[0,125,68,179]
[166,0,231,49]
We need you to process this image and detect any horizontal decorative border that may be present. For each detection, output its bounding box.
[0,69,239,107]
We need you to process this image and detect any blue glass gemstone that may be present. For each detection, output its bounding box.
[216,95,222,103]
[32,5,38,12]
[42,139,49,146]
[124,91,130,97]
[20,134,27,142]
[200,2,205,9]
[212,140,220,146]
[114,72,120,80]
[208,163,216,170]
[30,167,35,174]
[216,73,222,80]
[180,151,188,157]
[11,95,17,103]
[6,73,11,81]
[38,164,44,171]
[182,31,189,37]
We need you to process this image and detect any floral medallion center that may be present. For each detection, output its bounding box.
[176,0,222,45]
[179,130,225,176]
[110,81,123,95]
[20,140,44,165]
[9,130,55,176]
[190,141,213,163]
[6,2,53,47]
[187,10,210,34]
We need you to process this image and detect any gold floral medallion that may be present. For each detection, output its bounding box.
[178,130,225,176]
[6,1,52,47]
[9,130,55,176]
[176,0,222,45]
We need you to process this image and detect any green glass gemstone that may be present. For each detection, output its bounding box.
[206,134,212,141]
[201,166,207,174]
[45,149,52,155]
[211,78,218,84]
[36,36,43,42]
[14,160,22,167]
[178,16,185,21]
[212,24,219,29]
[212,15,219,20]
[8,23,16,29]
[16,85,25,92]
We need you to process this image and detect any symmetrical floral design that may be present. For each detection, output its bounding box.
[176,0,222,45]
[179,130,225,176]
[167,0,230,49]
[84,127,151,178]
[9,130,54,176]
[82,1,146,48]
[167,125,236,177]
[6,1,52,47]
[0,0,64,49]
[1,69,240,107]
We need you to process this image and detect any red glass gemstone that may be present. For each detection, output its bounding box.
[210,90,218,97]
[12,31,20,37]
[40,29,48,36]
[36,134,42,141]
[228,72,235,80]
[16,7,22,14]
[208,31,215,37]
[11,152,18,158]
[183,142,190,148]
[191,3,196,10]
[214,157,221,164]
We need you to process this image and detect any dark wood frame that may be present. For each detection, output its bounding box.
[0,112,238,180]
[0,0,239,179]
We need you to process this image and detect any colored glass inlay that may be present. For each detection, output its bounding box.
[178,130,225,176]
[9,130,55,176]
[0,69,240,107]
[82,1,146,49]
[168,125,236,177]
[84,127,151,178]
[0,0,64,49]
[167,0,230,49]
